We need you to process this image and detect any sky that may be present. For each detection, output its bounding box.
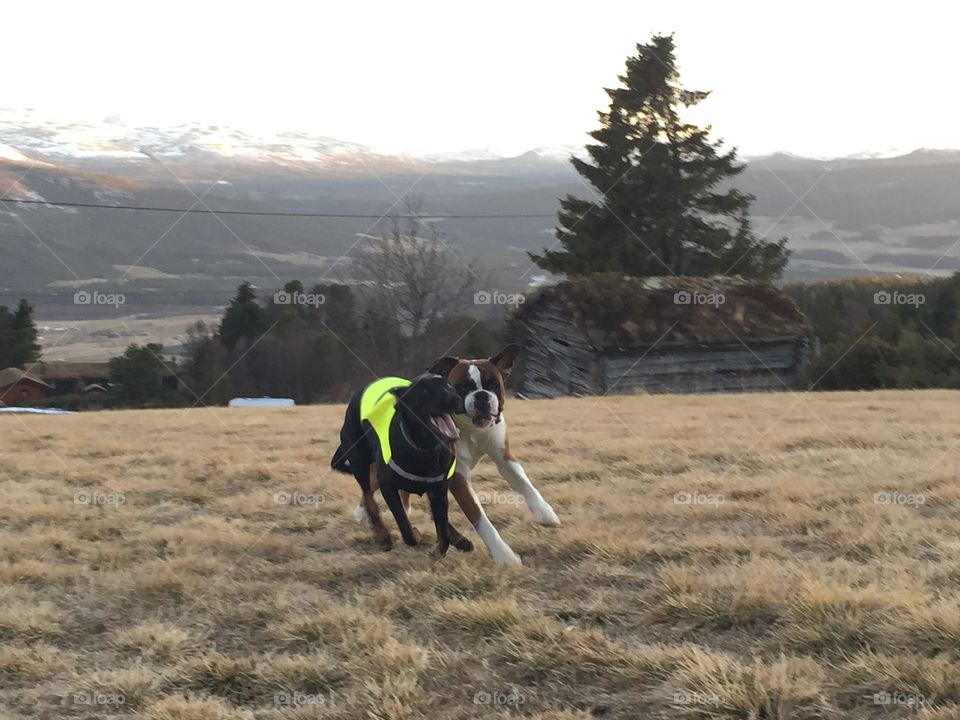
[5,0,957,158]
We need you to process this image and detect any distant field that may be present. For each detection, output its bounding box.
[1,391,960,719]
[35,313,219,362]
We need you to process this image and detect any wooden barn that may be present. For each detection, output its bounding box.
[31,360,181,396]
[511,275,812,397]
[31,361,110,396]
[0,368,53,407]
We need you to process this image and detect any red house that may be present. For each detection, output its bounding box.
[0,368,53,407]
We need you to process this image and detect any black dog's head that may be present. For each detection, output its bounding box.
[391,373,462,442]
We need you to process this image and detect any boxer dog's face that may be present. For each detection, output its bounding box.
[430,345,520,429]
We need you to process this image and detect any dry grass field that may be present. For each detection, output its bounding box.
[2,390,960,719]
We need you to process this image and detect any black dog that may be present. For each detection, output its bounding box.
[331,374,468,558]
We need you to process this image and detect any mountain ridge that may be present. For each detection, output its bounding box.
[3,113,960,313]
[4,110,958,174]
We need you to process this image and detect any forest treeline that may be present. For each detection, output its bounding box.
[785,273,960,390]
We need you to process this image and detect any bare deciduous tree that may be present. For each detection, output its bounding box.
[355,199,482,373]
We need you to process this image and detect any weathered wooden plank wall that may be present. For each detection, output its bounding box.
[516,324,809,398]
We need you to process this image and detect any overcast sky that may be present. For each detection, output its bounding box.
[5,0,956,157]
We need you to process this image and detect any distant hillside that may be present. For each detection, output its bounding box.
[2,113,960,316]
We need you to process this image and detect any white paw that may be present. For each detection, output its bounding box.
[354,505,368,523]
[492,546,522,566]
[475,515,522,566]
[531,502,560,527]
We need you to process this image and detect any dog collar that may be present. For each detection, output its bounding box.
[393,419,454,483]
[387,459,449,483]
[399,416,437,451]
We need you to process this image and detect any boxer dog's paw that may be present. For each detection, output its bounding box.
[532,501,560,527]
[492,546,522,566]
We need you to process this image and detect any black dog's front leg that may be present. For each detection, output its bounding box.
[428,484,451,560]
[381,482,422,546]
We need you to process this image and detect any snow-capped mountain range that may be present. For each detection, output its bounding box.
[0,109,582,170]
[4,109,955,175]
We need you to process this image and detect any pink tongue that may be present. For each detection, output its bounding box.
[432,414,459,439]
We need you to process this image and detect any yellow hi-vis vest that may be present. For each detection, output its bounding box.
[359,377,456,482]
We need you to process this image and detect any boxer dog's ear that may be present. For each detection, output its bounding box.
[429,356,459,378]
[490,344,521,376]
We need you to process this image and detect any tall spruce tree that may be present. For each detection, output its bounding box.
[11,299,40,367]
[219,282,265,351]
[0,300,40,368]
[0,307,12,368]
[531,34,788,280]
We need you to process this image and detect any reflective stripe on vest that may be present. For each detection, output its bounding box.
[359,376,456,482]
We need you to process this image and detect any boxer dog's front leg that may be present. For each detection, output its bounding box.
[492,455,560,527]
[480,420,560,527]
[449,471,521,566]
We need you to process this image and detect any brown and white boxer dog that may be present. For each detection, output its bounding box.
[428,344,560,564]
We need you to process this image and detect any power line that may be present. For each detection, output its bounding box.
[0,196,556,219]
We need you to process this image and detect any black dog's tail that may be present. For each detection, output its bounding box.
[330,443,352,473]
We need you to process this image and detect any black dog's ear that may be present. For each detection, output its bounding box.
[490,344,521,376]
[429,356,459,377]
[389,386,408,400]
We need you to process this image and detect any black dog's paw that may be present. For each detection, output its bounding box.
[452,536,474,552]
[431,543,450,561]
[403,528,424,547]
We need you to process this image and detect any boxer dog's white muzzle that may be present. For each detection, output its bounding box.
[465,364,500,428]
[464,388,500,428]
